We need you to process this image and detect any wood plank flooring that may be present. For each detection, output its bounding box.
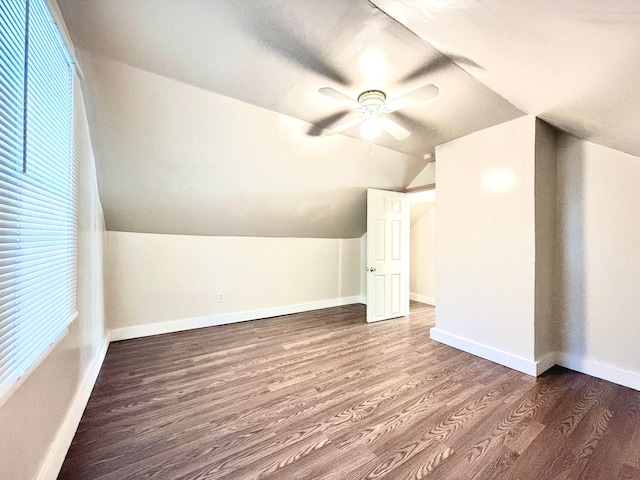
[59,303,640,479]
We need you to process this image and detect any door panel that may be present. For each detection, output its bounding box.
[391,220,401,260]
[374,275,385,315]
[391,273,401,314]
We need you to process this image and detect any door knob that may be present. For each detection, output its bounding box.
[367,267,376,272]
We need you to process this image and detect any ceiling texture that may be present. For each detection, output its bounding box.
[57,0,640,237]
[374,0,640,157]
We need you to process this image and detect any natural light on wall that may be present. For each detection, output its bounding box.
[410,189,436,203]
[480,167,518,195]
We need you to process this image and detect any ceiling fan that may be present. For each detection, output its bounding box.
[318,84,439,140]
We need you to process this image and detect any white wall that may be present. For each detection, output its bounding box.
[533,120,557,359]
[410,193,436,305]
[433,116,537,368]
[556,134,640,388]
[431,116,640,388]
[106,232,362,339]
[0,81,106,479]
[360,233,367,301]
[407,162,436,189]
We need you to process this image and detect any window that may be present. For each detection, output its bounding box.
[0,0,77,404]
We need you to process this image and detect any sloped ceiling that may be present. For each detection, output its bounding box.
[373,0,640,157]
[57,0,529,237]
[58,0,522,157]
[76,51,418,238]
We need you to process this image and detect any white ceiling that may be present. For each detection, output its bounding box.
[56,0,640,237]
[58,0,523,157]
[374,0,640,157]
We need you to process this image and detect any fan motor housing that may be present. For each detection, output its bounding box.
[358,90,387,117]
[358,90,386,106]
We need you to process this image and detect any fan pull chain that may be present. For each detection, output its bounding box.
[369,140,373,156]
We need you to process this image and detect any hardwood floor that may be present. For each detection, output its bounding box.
[59,303,640,479]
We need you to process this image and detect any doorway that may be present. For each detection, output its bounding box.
[409,189,436,307]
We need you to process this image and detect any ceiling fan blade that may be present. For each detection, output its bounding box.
[400,57,452,84]
[385,84,439,113]
[307,111,350,137]
[323,116,363,135]
[400,55,483,84]
[319,87,361,110]
[380,117,410,140]
[236,4,349,86]
[392,111,440,137]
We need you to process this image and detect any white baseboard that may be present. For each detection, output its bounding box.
[429,327,541,376]
[536,351,558,376]
[109,296,363,342]
[557,352,640,391]
[428,328,639,388]
[37,337,109,480]
[410,293,436,306]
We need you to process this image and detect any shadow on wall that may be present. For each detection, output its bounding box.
[555,137,586,357]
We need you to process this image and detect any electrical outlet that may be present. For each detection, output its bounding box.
[218,292,224,302]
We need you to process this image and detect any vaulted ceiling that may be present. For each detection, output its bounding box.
[374,0,640,158]
[57,0,640,237]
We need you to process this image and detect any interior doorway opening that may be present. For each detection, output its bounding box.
[409,188,436,307]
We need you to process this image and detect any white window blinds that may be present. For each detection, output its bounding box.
[0,0,77,404]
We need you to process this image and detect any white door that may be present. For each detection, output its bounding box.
[366,188,410,323]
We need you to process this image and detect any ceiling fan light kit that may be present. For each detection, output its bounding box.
[360,118,383,140]
[358,90,386,140]
[318,84,439,141]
